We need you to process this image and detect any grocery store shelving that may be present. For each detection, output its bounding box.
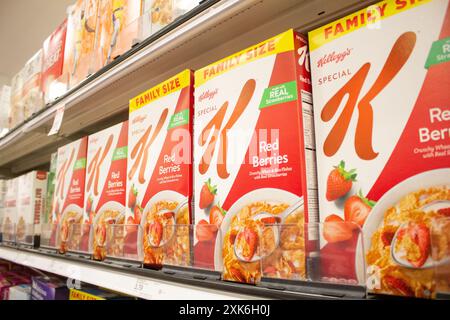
[0,0,377,177]
[0,244,367,300]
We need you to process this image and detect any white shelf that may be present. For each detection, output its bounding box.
[0,0,376,177]
[0,246,263,300]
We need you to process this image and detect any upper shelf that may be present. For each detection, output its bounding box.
[0,0,375,177]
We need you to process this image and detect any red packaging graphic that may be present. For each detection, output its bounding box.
[42,19,68,104]
[51,137,88,253]
[85,121,128,260]
[309,0,450,298]
[193,29,318,284]
[128,69,193,267]
[16,171,48,246]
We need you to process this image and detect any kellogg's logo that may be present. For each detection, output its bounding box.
[317,48,352,68]
[199,89,218,102]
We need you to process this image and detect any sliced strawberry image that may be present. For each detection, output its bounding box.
[384,275,414,297]
[381,230,395,247]
[398,222,431,268]
[86,196,93,216]
[438,207,450,217]
[199,178,217,209]
[134,205,143,225]
[196,219,217,242]
[237,227,258,261]
[209,204,226,228]
[344,190,375,227]
[128,185,138,209]
[147,221,163,247]
[326,161,357,201]
[323,214,353,243]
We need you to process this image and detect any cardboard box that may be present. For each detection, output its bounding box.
[44,153,58,225]
[309,0,450,298]
[193,29,318,284]
[91,0,114,72]
[7,284,31,300]
[0,180,6,238]
[52,137,88,253]
[22,50,44,118]
[2,179,18,243]
[16,171,48,246]
[0,273,30,300]
[9,70,25,129]
[42,19,68,104]
[109,0,142,60]
[64,0,98,89]
[0,85,11,137]
[86,121,128,260]
[128,69,193,266]
[31,276,69,300]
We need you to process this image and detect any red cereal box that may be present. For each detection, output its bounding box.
[309,0,450,298]
[193,29,318,284]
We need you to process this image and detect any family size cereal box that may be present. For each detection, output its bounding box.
[2,179,18,243]
[51,137,88,253]
[309,0,450,298]
[22,50,44,118]
[85,121,128,260]
[42,19,68,104]
[109,0,142,61]
[16,171,48,246]
[128,69,193,267]
[193,29,318,284]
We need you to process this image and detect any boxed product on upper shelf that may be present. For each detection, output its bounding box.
[42,19,68,104]
[0,86,11,138]
[16,171,48,247]
[128,69,193,267]
[9,70,25,130]
[85,121,128,260]
[22,50,44,118]
[193,29,318,284]
[1,178,18,243]
[50,137,88,253]
[309,0,450,299]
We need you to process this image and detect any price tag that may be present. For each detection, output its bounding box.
[133,278,153,299]
[48,105,65,136]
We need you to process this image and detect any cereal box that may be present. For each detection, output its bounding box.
[193,29,318,284]
[0,85,11,137]
[9,70,25,129]
[309,0,450,298]
[16,171,48,246]
[43,153,57,225]
[85,121,128,260]
[0,180,6,238]
[92,0,114,71]
[52,137,88,253]
[2,179,18,243]
[109,0,142,61]
[42,19,68,104]
[64,0,98,89]
[22,50,44,118]
[128,69,193,267]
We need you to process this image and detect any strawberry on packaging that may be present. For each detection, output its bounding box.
[309,0,450,298]
[193,29,318,284]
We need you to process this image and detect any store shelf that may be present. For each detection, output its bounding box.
[0,245,366,300]
[0,0,377,177]
[0,245,260,300]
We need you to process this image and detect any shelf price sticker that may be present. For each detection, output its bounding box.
[48,105,65,136]
[133,278,157,299]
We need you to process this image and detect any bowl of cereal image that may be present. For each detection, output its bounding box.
[355,168,450,297]
[214,188,305,283]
